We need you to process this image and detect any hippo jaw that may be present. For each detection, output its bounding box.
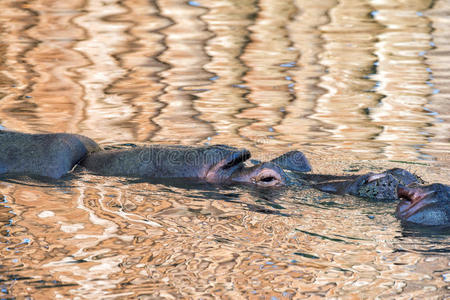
[230,162,287,187]
[396,184,450,226]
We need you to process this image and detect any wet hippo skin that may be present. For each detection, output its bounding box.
[396,183,450,226]
[0,130,100,179]
[311,168,421,201]
[308,168,449,226]
[1,130,448,226]
[80,145,291,187]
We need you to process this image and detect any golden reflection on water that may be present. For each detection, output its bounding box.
[0,0,449,298]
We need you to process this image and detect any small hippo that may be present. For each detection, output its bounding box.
[310,168,421,201]
[80,145,311,187]
[0,130,100,179]
[308,168,449,226]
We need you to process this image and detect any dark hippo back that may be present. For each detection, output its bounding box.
[80,144,249,179]
[0,131,100,179]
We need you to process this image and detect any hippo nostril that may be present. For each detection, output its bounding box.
[260,176,275,182]
[254,168,284,186]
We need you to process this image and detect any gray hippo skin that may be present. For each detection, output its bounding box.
[311,168,421,201]
[396,183,450,226]
[0,130,100,179]
[310,168,449,226]
[80,145,301,187]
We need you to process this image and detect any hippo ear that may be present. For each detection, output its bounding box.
[270,151,311,172]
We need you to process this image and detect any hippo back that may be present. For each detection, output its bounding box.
[0,131,100,179]
[80,144,246,179]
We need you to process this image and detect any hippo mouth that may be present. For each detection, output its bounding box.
[205,149,250,183]
[396,186,436,220]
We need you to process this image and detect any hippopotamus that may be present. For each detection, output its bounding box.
[307,169,449,226]
[395,184,449,226]
[0,130,310,186]
[0,130,100,179]
[1,130,448,226]
[79,145,311,187]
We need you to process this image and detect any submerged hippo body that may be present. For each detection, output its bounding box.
[396,184,450,226]
[0,131,100,179]
[311,168,421,201]
[1,130,448,226]
[309,168,449,226]
[80,145,307,187]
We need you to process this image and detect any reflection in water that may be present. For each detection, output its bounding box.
[239,0,297,144]
[0,0,449,298]
[370,0,435,160]
[152,0,214,144]
[313,0,382,154]
[425,0,450,164]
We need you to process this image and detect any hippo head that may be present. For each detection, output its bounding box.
[396,183,450,226]
[204,148,287,187]
[346,168,422,201]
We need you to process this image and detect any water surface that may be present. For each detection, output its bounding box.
[0,0,449,298]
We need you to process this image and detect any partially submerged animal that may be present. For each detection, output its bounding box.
[0,131,100,179]
[396,183,449,226]
[308,169,449,226]
[79,145,311,187]
[0,130,448,226]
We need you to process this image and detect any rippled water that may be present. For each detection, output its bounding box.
[0,0,449,299]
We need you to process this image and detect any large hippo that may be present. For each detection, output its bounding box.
[0,130,100,179]
[79,145,311,187]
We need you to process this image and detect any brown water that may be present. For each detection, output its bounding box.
[0,0,449,299]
